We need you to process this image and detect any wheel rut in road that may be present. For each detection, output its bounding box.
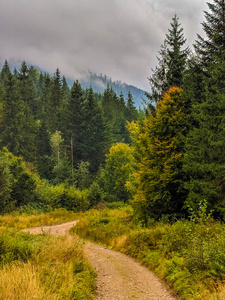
[23,221,177,300]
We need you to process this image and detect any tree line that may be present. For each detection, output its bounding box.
[1,0,225,223]
[127,0,225,222]
[93,0,225,223]
[0,61,138,175]
[0,60,138,212]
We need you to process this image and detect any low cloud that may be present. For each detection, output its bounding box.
[0,0,211,90]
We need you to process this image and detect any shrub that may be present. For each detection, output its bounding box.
[36,182,89,211]
[87,182,105,207]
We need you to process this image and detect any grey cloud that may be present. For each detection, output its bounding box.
[0,0,211,90]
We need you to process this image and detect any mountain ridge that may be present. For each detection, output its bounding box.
[1,58,147,108]
[67,71,146,108]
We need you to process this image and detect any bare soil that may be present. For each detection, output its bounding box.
[23,221,177,300]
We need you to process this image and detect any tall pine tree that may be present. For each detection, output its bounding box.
[0,72,37,161]
[184,0,225,218]
[17,61,38,117]
[83,88,109,173]
[129,87,189,221]
[65,80,86,169]
[195,0,225,66]
[147,14,189,104]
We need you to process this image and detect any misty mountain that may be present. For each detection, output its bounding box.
[67,72,146,108]
[1,59,146,108]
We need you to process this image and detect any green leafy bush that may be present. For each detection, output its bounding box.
[36,181,89,212]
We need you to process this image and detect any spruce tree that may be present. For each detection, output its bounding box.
[101,85,128,143]
[65,80,86,168]
[146,41,168,105]
[36,121,53,179]
[101,84,118,122]
[166,14,188,87]
[0,72,24,155]
[147,14,189,104]
[62,75,70,100]
[1,60,11,87]
[0,72,37,161]
[48,68,63,132]
[129,87,189,221]
[17,61,38,116]
[116,92,127,142]
[40,74,52,122]
[37,72,44,98]
[184,0,225,218]
[83,88,109,173]
[195,0,225,65]
[184,53,225,217]
[126,91,138,122]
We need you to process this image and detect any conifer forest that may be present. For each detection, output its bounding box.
[1,1,225,221]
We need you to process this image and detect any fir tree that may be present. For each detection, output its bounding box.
[166,14,188,87]
[48,68,63,132]
[129,87,189,221]
[101,85,128,143]
[36,121,53,179]
[84,88,109,173]
[1,60,11,87]
[0,72,24,155]
[126,91,138,122]
[184,53,225,218]
[17,61,38,116]
[0,72,37,161]
[101,84,118,122]
[147,14,189,104]
[37,72,44,98]
[40,74,52,121]
[62,75,70,100]
[195,0,225,65]
[184,0,225,218]
[65,80,86,168]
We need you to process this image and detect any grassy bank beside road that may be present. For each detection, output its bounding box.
[0,209,96,300]
[72,205,225,300]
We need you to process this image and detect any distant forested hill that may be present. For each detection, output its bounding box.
[68,72,146,108]
[1,60,146,108]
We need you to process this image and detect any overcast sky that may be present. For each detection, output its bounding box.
[0,0,211,91]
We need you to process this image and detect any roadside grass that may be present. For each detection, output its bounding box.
[0,208,80,229]
[0,229,96,300]
[71,205,225,300]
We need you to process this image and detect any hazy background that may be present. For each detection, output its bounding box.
[0,0,211,90]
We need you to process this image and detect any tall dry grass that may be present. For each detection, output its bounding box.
[0,230,96,299]
[0,208,79,229]
[0,262,57,300]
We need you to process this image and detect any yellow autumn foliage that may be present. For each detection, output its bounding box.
[128,87,189,220]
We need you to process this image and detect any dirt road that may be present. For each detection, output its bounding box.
[23,221,177,300]
[23,220,79,236]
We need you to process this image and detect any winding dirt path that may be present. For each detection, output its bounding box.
[23,221,177,300]
[23,220,78,236]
